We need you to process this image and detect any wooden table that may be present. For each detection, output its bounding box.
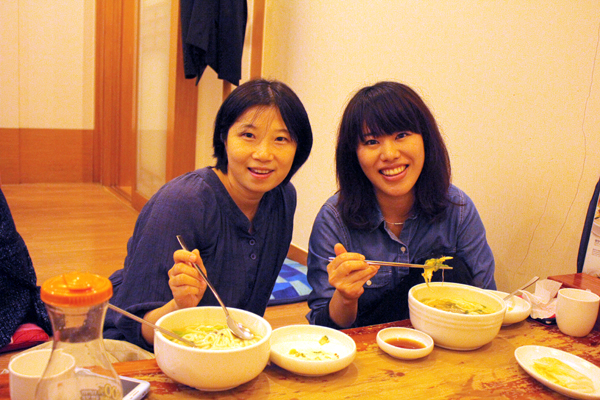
[3,319,599,399]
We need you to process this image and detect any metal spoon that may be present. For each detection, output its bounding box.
[503,276,540,302]
[107,303,197,348]
[176,235,254,340]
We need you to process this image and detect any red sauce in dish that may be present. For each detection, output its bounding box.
[385,337,426,349]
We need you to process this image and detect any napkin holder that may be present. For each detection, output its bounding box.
[548,273,600,331]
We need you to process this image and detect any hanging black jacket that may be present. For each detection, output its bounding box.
[180,0,247,86]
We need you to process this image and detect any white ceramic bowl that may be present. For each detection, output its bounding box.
[154,307,271,391]
[408,282,506,351]
[376,327,434,360]
[486,290,532,326]
[269,325,356,376]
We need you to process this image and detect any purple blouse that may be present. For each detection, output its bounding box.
[104,167,295,350]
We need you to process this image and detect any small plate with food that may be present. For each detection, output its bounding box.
[269,325,356,376]
[515,345,600,399]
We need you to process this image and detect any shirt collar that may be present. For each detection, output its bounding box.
[371,204,418,232]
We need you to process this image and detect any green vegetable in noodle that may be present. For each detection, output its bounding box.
[422,256,453,286]
[421,297,493,315]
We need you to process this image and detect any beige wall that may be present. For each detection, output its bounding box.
[263,1,600,292]
[0,0,95,129]
[0,1,19,128]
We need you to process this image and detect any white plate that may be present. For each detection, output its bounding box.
[269,325,356,376]
[515,345,600,399]
[487,290,532,326]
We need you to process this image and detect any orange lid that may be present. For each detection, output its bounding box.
[41,272,113,307]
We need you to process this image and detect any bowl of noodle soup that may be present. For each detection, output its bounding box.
[408,282,506,351]
[154,306,271,391]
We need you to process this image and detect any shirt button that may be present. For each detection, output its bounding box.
[250,254,257,260]
[249,239,256,246]
[401,247,406,253]
[366,280,372,286]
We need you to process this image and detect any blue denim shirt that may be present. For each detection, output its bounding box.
[306,185,496,328]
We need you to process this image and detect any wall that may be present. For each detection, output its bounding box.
[262,1,600,292]
[0,0,95,183]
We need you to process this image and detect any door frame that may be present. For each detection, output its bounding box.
[94,0,264,211]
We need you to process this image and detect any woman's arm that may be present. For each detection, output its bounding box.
[141,248,208,344]
[306,203,378,328]
[326,244,378,327]
[107,175,211,349]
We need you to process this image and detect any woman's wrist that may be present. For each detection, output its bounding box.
[329,290,358,328]
[141,300,179,344]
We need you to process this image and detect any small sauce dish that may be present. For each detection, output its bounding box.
[376,327,434,360]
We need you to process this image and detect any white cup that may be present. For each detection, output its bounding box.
[9,349,75,400]
[556,288,600,337]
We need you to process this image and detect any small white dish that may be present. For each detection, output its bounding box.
[376,327,433,360]
[515,345,600,399]
[487,290,532,326]
[269,325,356,377]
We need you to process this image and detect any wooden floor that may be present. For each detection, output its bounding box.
[1,183,308,369]
[3,184,139,285]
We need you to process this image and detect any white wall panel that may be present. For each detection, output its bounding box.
[1,0,94,130]
[263,0,600,292]
[0,0,21,128]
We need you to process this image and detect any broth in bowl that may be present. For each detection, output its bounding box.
[420,297,495,315]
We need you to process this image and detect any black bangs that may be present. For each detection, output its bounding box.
[355,88,421,143]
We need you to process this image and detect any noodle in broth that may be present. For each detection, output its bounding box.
[420,297,494,315]
[170,325,261,349]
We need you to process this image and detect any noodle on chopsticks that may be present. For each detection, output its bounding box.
[422,256,453,286]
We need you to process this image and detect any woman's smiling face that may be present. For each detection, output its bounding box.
[356,130,425,204]
[223,105,297,199]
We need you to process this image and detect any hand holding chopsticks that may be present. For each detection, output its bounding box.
[327,257,453,270]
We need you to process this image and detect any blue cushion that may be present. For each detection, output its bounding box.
[268,259,312,306]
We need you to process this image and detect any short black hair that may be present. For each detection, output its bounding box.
[336,81,451,228]
[213,79,313,185]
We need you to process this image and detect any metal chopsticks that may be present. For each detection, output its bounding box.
[327,257,453,269]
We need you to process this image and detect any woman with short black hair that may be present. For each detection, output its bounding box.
[105,79,313,349]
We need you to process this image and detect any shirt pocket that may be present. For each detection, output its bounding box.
[364,267,392,289]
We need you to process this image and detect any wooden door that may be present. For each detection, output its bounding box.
[95,0,264,211]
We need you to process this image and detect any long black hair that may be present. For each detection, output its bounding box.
[213,79,313,186]
[336,81,451,229]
